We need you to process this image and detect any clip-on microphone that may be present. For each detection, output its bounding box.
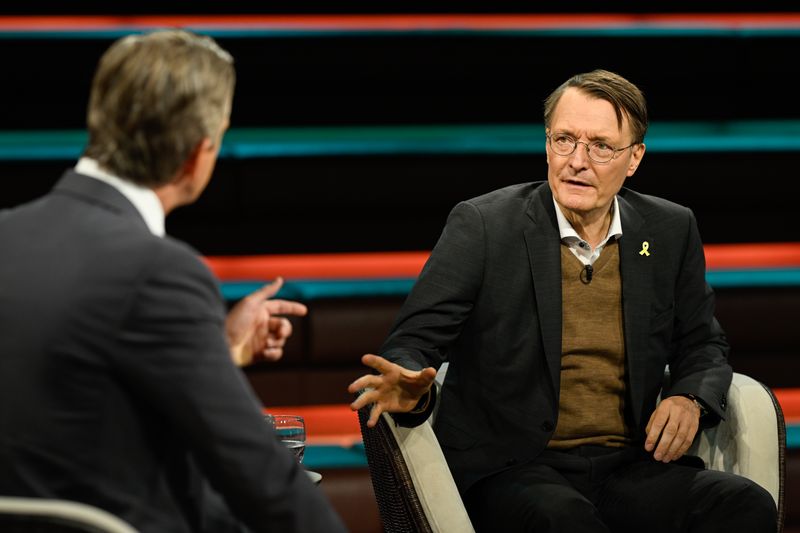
[580,264,593,284]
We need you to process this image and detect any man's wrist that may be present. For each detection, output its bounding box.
[683,394,708,418]
[409,389,432,414]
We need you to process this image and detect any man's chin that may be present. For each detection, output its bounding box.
[557,194,595,215]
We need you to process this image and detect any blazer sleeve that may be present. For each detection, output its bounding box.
[380,201,486,428]
[381,200,485,371]
[662,209,732,423]
[110,240,345,533]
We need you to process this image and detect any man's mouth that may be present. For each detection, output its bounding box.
[564,178,592,188]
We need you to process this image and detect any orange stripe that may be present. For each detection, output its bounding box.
[774,389,800,423]
[204,251,428,280]
[271,390,800,446]
[2,13,800,31]
[263,404,361,445]
[704,242,800,269]
[205,243,800,281]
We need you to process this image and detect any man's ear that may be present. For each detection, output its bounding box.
[176,137,214,187]
[156,137,215,213]
[626,142,646,177]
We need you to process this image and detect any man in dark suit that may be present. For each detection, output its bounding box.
[349,70,777,532]
[0,30,345,532]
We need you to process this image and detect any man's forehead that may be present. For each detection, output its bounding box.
[551,90,628,139]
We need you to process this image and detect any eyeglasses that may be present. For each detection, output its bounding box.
[546,133,637,164]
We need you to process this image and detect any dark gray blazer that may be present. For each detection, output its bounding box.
[0,171,345,533]
[382,181,731,493]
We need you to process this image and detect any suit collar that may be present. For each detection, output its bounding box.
[617,191,654,428]
[523,184,563,395]
[74,158,165,236]
[52,170,151,233]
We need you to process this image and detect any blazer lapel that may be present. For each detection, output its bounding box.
[617,193,654,428]
[523,185,563,394]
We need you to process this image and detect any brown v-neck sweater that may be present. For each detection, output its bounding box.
[547,240,632,449]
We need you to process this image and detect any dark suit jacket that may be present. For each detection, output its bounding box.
[0,171,345,533]
[382,181,732,493]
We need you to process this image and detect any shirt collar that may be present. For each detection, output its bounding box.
[553,195,623,244]
[75,157,165,237]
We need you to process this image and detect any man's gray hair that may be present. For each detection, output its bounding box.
[84,29,235,187]
[544,69,648,145]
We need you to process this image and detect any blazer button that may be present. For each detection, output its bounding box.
[720,394,727,409]
[505,458,517,467]
[541,421,554,432]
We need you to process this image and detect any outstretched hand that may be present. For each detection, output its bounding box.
[225,277,308,367]
[348,354,437,428]
[644,395,702,463]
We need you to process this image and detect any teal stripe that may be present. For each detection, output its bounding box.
[0,29,150,40]
[646,121,800,152]
[3,122,800,160]
[220,279,416,301]
[705,269,800,288]
[0,130,87,160]
[219,269,800,301]
[647,136,800,152]
[303,443,367,469]
[2,27,800,40]
[221,124,540,157]
[786,425,800,449]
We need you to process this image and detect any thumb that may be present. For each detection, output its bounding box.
[419,367,437,384]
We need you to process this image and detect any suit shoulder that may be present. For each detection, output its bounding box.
[462,181,546,209]
[129,236,224,322]
[151,236,218,282]
[619,188,692,218]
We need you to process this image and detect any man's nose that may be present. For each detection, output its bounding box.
[568,141,591,166]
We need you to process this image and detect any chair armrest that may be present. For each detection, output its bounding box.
[0,497,138,532]
[384,414,475,533]
[688,372,785,515]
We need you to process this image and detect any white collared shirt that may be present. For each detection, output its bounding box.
[554,196,623,266]
[75,157,165,237]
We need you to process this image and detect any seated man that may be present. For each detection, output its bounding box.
[0,29,345,533]
[350,69,777,533]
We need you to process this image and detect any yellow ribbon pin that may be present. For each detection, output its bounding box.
[639,241,650,256]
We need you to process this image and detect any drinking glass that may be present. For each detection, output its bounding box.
[264,414,306,464]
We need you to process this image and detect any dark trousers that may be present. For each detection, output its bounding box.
[464,446,777,533]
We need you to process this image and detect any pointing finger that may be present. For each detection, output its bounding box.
[248,277,285,301]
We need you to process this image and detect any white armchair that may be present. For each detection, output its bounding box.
[687,372,785,532]
[357,371,785,533]
[0,497,138,532]
[357,401,475,533]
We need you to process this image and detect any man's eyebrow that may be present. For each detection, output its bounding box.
[552,129,619,142]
